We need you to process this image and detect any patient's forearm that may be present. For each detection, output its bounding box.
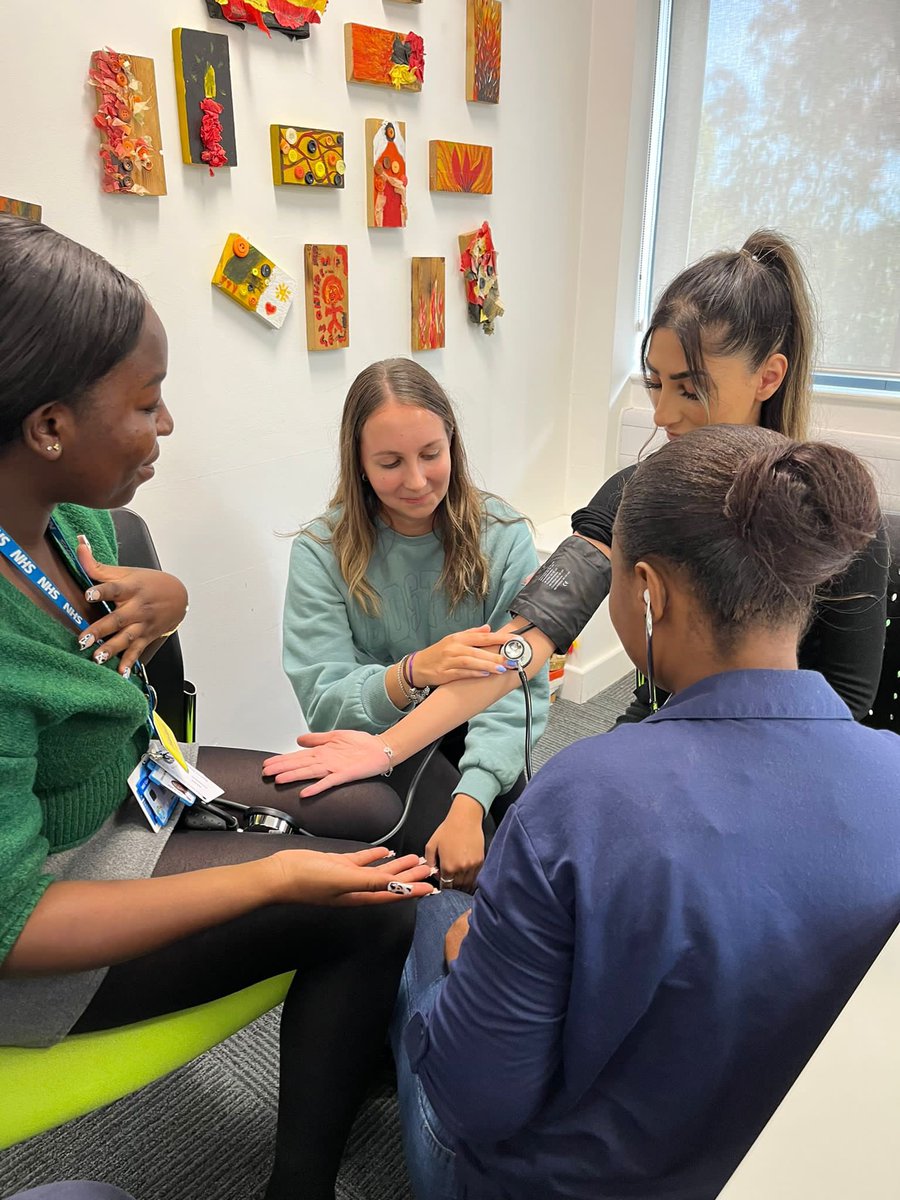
[383,623,553,764]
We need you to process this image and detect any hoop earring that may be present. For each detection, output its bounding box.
[643,589,659,713]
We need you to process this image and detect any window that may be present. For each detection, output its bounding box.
[641,0,900,383]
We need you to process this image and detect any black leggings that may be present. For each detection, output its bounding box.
[267,726,527,856]
[72,746,418,1200]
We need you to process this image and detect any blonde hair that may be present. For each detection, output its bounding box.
[309,358,515,616]
[641,228,817,441]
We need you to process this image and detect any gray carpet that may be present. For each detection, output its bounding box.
[0,674,636,1200]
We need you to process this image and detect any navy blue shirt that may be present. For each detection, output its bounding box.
[405,670,900,1199]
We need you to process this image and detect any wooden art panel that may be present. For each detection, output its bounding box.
[429,141,493,194]
[270,126,345,187]
[0,196,42,221]
[304,244,349,350]
[345,24,424,91]
[466,0,502,104]
[365,118,408,228]
[459,223,504,335]
[411,257,445,351]
[88,50,167,196]
[211,233,296,329]
[172,28,237,170]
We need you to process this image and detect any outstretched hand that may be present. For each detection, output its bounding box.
[75,536,189,675]
[270,846,436,906]
[262,730,390,797]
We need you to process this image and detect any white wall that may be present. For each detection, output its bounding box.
[1,0,598,748]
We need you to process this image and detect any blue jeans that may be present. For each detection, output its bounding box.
[391,891,473,1200]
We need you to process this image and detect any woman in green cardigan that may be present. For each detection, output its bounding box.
[0,214,432,1200]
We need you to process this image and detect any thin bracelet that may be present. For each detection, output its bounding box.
[380,742,394,777]
[396,656,416,705]
[406,651,417,687]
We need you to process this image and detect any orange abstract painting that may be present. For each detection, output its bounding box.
[344,23,424,91]
[466,0,501,103]
[429,140,493,195]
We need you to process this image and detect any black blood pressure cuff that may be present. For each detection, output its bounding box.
[510,536,612,654]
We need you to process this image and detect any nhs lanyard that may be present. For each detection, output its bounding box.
[0,518,158,734]
[0,522,89,631]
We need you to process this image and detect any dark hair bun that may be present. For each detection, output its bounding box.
[615,425,881,642]
[724,438,881,594]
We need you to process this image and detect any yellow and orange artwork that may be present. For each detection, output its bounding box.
[466,0,501,104]
[429,140,493,195]
[270,125,345,187]
[345,23,425,91]
[211,233,295,329]
[411,258,446,351]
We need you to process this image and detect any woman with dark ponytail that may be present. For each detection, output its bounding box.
[265,229,888,800]
[570,227,887,722]
[387,426,900,1200]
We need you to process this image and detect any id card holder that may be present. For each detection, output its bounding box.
[127,756,182,831]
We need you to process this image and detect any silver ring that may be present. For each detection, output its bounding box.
[439,876,455,888]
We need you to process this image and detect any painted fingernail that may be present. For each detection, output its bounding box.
[495,665,507,673]
[418,856,429,865]
[94,650,110,665]
[481,671,491,677]
[387,881,414,895]
[86,588,100,602]
[78,633,95,650]
[121,667,131,680]
[505,659,518,668]
[77,534,92,551]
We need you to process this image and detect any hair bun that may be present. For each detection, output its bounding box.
[725,437,880,592]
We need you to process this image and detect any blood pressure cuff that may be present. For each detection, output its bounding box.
[510,536,612,653]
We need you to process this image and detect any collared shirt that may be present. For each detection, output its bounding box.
[406,669,900,1199]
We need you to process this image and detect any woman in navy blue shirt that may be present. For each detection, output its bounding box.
[393,425,900,1200]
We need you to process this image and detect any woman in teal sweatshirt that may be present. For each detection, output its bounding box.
[0,215,431,1199]
[282,360,549,892]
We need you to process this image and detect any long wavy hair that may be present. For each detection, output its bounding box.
[311,358,514,615]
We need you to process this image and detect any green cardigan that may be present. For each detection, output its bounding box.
[0,505,149,967]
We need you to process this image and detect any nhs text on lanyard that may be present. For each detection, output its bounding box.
[0,527,90,631]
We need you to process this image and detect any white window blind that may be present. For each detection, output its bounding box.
[649,0,900,379]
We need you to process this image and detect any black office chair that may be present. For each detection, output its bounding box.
[111,508,196,743]
[862,511,899,732]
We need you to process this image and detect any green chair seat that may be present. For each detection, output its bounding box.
[0,972,293,1151]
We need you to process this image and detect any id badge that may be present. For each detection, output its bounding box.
[146,740,224,803]
[127,757,182,830]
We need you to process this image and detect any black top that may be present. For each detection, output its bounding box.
[571,463,890,722]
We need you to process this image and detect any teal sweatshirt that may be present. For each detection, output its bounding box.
[283,497,549,814]
[0,505,149,967]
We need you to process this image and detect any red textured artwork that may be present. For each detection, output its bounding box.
[88,49,167,196]
[210,0,329,36]
[345,23,425,91]
[304,244,349,350]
